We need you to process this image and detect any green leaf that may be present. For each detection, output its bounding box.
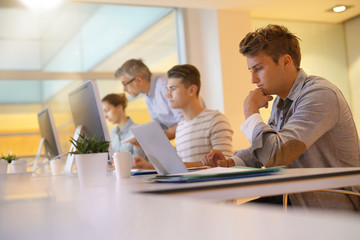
[69,134,110,155]
[1,153,18,163]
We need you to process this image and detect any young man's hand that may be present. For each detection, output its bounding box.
[244,88,273,119]
[132,156,154,169]
[122,137,140,148]
[201,150,234,168]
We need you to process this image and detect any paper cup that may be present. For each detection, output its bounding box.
[10,159,27,173]
[113,152,132,178]
[50,158,63,176]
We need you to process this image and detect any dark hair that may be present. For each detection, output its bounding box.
[102,93,127,110]
[239,24,301,69]
[115,59,151,81]
[167,64,201,96]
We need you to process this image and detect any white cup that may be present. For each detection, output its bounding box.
[10,159,27,173]
[113,152,132,178]
[50,158,63,176]
[0,159,8,174]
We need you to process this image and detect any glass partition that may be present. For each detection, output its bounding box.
[0,2,180,158]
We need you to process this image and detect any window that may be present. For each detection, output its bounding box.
[0,2,181,157]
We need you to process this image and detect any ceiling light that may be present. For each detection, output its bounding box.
[333,5,347,13]
[328,5,353,13]
[19,0,63,10]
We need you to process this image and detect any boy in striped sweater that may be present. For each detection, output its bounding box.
[133,64,233,169]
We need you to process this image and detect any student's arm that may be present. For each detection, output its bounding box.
[164,124,177,140]
[183,162,206,168]
[209,113,233,158]
[243,88,273,119]
[201,149,235,168]
[120,135,141,147]
[132,156,154,169]
[245,88,339,167]
[132,144,147,160]
[133,156,206,169]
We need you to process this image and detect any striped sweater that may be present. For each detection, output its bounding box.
[175,109,233,162]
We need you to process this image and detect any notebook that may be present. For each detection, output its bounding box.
[130,121,188,175]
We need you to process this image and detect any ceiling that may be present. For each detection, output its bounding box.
[71,0,360,24]
[0,3,178,104]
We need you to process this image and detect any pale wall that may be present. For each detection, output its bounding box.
[182,9,225,113]
[182,9,253,150]
[217,10,252,150]
[344,15,360,136]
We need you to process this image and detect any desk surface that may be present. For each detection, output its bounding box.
[1,167,360,240]
[132,167,360,201]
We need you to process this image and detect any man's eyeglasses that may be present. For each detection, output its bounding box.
[122,77,136,87]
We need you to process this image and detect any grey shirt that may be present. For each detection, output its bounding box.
[110,117,147,159]
[235,69,360,211]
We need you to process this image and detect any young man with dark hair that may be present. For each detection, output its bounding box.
[133,64,233,168]
[202,24,360,211]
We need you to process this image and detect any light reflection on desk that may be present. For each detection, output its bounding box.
[1,170,360,240]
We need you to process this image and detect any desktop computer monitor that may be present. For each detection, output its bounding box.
[64,79,113,175]
[33,106,62,172]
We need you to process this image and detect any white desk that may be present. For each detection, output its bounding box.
[0,168,360,240]
[4,167,358,203]
[133,167,360,202]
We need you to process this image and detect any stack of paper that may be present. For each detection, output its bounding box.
[152,166,283,183]
[131,166,208,176]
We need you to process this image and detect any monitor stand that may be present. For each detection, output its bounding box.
[64,125,82,176]
[33,137,45,172]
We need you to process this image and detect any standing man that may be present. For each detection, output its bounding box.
[115,59,183,140]
[133,64,233,169]
[202,24,360,211]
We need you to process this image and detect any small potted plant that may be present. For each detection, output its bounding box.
[0,153,13,174]
[69,134,110,187]
[1,153,17,164]
[70,134,110,155]
[1,153,27,173]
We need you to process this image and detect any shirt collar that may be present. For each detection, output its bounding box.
[276,69,307,110]
[115,117,134,133]
[286,68,307,101]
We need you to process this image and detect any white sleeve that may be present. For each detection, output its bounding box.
[229,156,246,166]
[240,113,264,143]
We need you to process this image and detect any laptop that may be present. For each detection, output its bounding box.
[130,121,188,175]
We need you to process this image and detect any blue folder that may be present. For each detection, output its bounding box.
[151,166,283,183]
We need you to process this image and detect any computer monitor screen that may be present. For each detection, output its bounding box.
[37,106,62,160]
[67,79,112,159]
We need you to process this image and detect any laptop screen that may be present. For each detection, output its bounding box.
[130,121,188,175]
